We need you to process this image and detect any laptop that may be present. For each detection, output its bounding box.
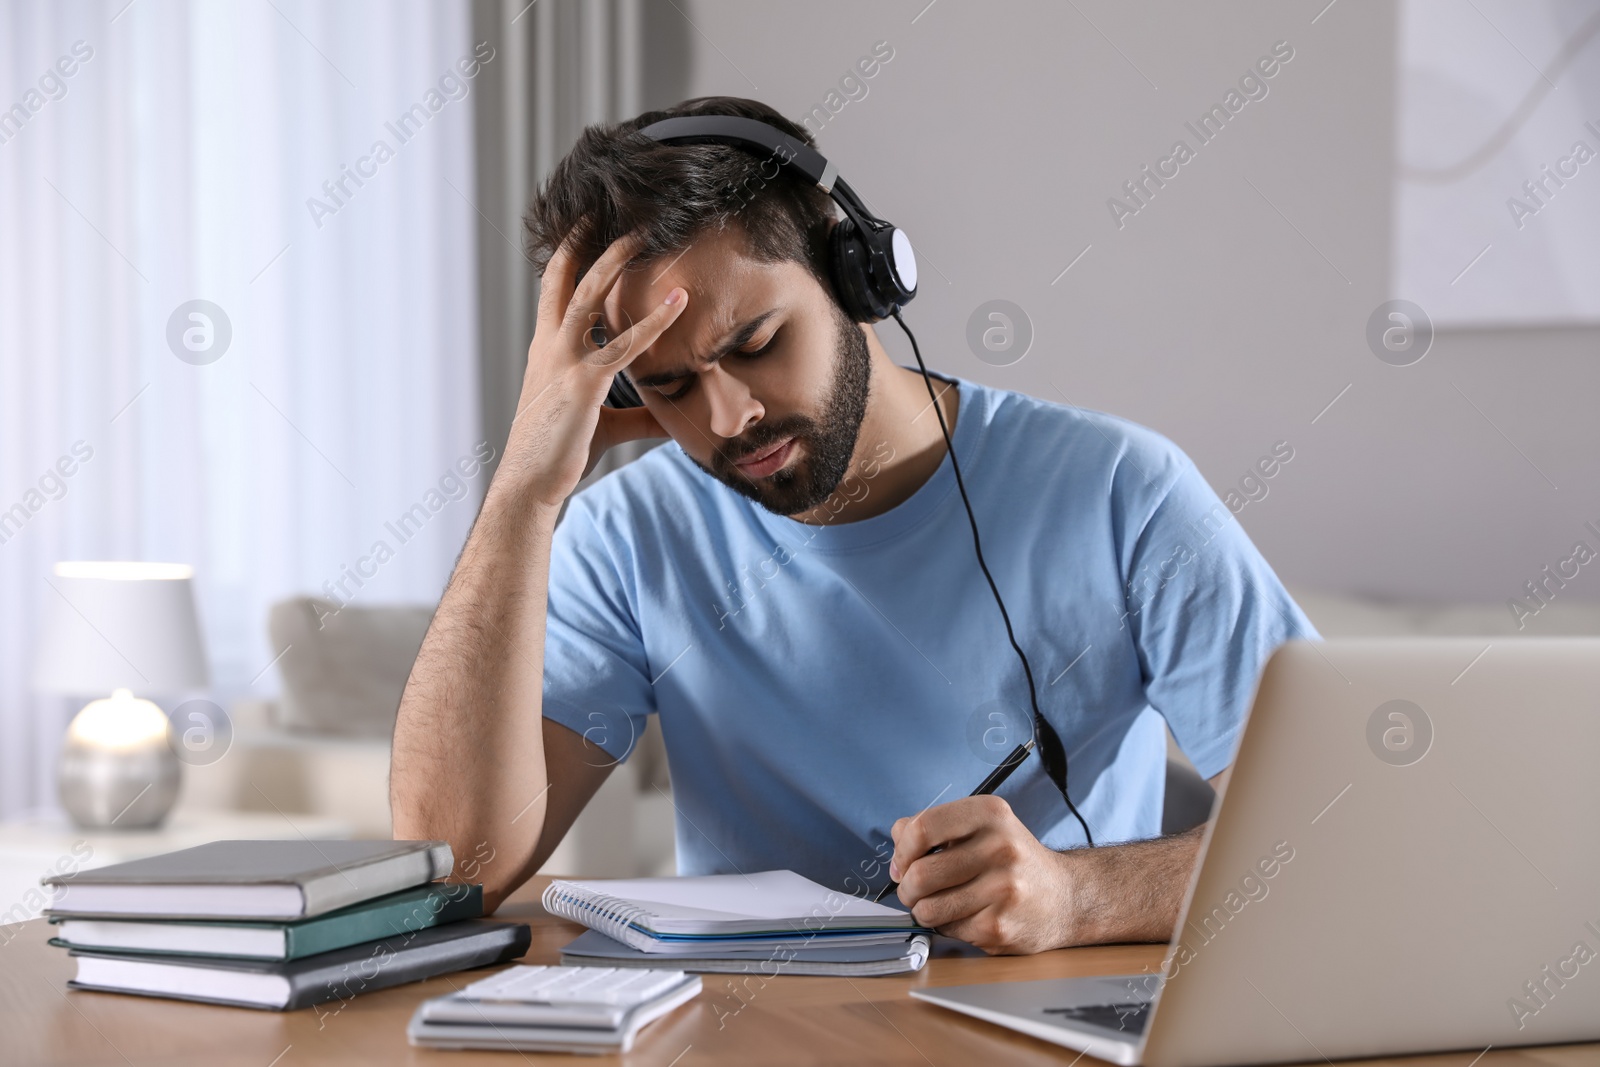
[911,638,1600,1066]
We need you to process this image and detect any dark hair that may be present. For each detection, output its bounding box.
[521,96,837,293]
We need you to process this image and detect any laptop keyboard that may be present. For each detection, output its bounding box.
[1043,1001,1152,1034]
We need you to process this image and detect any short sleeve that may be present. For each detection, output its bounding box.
[541,499,655,764]
[1116,442,1319,780]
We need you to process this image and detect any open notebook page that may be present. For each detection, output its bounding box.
[548,870,915,935]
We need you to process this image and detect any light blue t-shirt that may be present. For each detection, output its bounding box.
[541,372,1317,896]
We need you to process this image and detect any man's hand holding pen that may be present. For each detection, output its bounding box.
[887,794,1080,956]
[887,792,1215,956]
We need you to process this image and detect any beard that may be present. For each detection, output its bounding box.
[688,302,871,517]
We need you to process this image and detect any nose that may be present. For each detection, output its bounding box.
[702,364,764,441]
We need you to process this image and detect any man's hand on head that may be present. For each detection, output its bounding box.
[494,224,685,515]
[889,794,1078,955]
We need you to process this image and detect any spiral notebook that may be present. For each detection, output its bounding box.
[541,870,925,955]
[560,928,932,976]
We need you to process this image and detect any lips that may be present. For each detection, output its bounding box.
[740,438,789,464]
[734,436,796,479]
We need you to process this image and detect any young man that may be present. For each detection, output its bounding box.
[390,96,1318,956]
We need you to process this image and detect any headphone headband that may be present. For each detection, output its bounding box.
[638,115,886,236]
[638,116,838,193]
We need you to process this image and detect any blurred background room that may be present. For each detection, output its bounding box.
[2,0,1597,917]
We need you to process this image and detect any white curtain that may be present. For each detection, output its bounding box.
[0,0,481,818]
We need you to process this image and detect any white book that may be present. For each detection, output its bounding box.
[541,870,923,954]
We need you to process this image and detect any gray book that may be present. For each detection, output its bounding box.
[42,839,454,920]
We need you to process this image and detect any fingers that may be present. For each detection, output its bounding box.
[906,870,992,931]
[890,795,1004,881]
[889,814,931,879]
[562,229,648,337]
[536,224,588,334]
[592,287,687,371]
[930,901,1020,956]
[896,842,988,909]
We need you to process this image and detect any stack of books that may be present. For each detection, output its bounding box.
[42,839,531,1011]
[543,869,934,976]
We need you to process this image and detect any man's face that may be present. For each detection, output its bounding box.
[601,226,872,517]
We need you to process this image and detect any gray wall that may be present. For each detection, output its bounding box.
[674,0,1600,607]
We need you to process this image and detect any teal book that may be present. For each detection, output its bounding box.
[48,882,482,961]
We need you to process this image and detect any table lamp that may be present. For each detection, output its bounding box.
[33,562,209,829]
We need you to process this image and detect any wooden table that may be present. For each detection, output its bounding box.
[3,875,1596,1066]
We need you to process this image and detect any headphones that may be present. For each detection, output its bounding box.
[591,112,1095,851]
[602,114,918,410]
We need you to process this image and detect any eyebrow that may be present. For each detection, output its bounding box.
[628,310,778,390]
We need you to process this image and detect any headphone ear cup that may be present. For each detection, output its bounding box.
[605,372,644,409]
[828,216,879,323]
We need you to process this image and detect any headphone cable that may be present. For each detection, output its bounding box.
[890,308,1095,849]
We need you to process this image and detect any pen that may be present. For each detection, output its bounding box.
[872,737,1036,905]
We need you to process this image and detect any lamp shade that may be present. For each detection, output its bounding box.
[33,562,209,694]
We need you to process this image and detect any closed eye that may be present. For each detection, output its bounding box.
[652,331,779,402]
[739,334,778,360]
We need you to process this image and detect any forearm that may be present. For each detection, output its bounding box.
[388,225,683,904]
[389,477,560,900]
[1060,825,1205,945]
